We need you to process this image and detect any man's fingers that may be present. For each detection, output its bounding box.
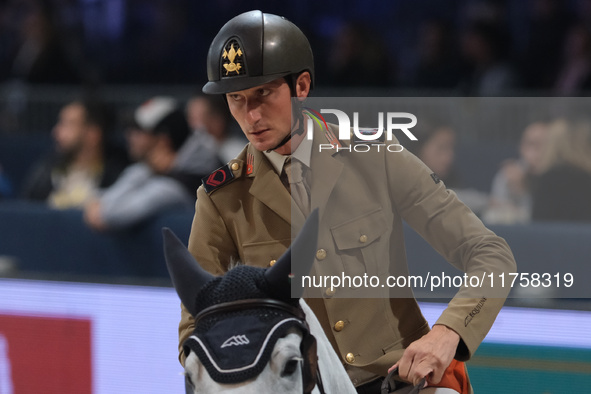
[387,363,398,374]
[426,368,444,385]
[408,362,432,387]
[398,350,429,387]
[395,325,459,387]
[396,352,414,382]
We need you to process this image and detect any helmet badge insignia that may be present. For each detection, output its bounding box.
[222,40,245,76]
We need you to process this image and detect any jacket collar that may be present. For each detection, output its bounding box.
[247,145,292,225]
[244,120,346,228]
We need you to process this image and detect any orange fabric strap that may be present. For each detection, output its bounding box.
[429,359,470,394]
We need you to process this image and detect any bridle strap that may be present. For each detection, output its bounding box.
[194,298,306,326]
[314,365,326,394]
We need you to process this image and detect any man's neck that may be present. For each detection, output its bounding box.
[273,114,307,156]
[71,147,102,170]
[274,132,305,156]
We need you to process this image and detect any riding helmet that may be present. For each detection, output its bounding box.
[202,10,314,94]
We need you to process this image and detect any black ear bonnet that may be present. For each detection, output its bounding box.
[182,265,318,392]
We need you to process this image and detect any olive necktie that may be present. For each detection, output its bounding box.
[284,157,310,216]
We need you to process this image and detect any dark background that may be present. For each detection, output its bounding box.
[1,0,589,93]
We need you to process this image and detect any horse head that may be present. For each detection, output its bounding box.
[163,210,328,394]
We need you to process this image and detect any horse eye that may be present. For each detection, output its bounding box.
[281,358,301,377]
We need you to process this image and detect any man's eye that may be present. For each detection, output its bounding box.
[228,94,242,101]
[258,89,271,96]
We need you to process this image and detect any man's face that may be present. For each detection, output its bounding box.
[52,103,87,156]
[520,122,548,175]
[420,127,455,179]
[225,79,293,153]
[186,97,208,131]
[126,127,157,162]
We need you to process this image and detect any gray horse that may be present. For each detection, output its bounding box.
[163,210,356,394]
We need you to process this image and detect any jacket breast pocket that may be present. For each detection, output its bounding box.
[330,208,389,277]
[241,239,291,268]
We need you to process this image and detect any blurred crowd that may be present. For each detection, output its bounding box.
[2,0,591,227]
[2,95,591,227]
[2,0,591,95]
[406,116,591,224]
[0,93,247,231]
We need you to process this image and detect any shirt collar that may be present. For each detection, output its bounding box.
[263,149,286,175]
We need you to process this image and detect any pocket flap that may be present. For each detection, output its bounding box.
[330,208,387,251]
[241,239,291,267]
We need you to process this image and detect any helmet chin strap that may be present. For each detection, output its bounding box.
[267,102,305,153]
[266,125,304,153]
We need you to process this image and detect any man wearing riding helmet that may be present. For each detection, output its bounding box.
[179,10,516,394]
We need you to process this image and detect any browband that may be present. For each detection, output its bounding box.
[194,298,307,326]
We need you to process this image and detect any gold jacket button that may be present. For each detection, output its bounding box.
[269,259,276,267]
[333,320,345,332]
[316,249,327,260]
[359,234,368,243]
[325,288,336,297]
[231,162,240,171]
[345,353,355,363]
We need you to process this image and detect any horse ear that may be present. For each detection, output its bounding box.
[162,228,214,316]
[264,208,319,299]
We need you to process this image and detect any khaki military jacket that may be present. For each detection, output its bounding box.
[179,121,516,381]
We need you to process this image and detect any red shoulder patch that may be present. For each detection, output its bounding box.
[202,165,235,193]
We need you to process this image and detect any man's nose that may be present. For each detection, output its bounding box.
[246,100,262,125]
[245,105,262,125]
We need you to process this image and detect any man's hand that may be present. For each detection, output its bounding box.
[388,324,460,387]
[83,200,107,231]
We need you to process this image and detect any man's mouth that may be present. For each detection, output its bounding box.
[250,128,269,136]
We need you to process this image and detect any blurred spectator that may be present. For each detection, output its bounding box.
[576,0,591,25]
[186,94,246,163]
[530,118,591,221]
[83,97,202,231]
[406,122,460,188]
[180,94,223,172]
[4,0,78,84]
[411,19,461,90]
[20,99,127,208]
[554,24,591,96]
[405,120,488,214]
[458,21,518,96]
[323,21,395,87]
[483,121,549,224]
[0,164,13,198]
[460,0,509,27]
[3,1,591,92]
[108,1,199,84]
[520,0,571,90]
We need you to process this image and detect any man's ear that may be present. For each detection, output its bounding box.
[295,72,311,100]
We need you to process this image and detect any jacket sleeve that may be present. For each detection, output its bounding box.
[387,146,517,360]
[177,185,239,365]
